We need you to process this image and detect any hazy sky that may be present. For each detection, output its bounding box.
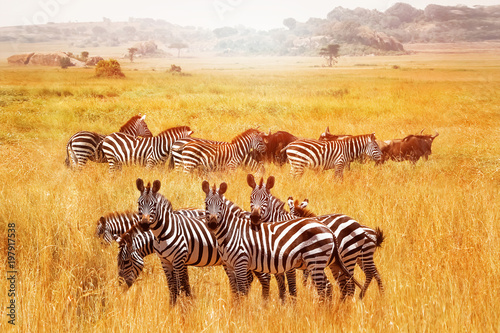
[2,0,499,29]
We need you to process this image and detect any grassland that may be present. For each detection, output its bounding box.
[0,52,499,332]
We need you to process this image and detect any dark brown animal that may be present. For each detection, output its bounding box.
[318,127,352,141]
[379,131,439,164]
[262,130,297,165]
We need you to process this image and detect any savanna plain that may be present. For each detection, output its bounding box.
[0,51,499,332]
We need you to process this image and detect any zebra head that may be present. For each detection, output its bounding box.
[136,178,161,232]
[202,180,227,232]
[96,216,114,245]
[116,231,144,288]
[250,131,267,162]
[121,114,153,137]
[247,174,274,224]
[365,133,382,162]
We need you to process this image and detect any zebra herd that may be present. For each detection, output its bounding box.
[66,114,386,178]
[95,174,385,305]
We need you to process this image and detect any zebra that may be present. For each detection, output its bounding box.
[135,178,270,305]
[102,126,193,171]
[282,133,382,178]
[247,174,368,299]
[65,114,153,170]
[287,197,385,299]
[171,137,264,174]
[175,128,266,174]
[95,209,204,287]
[202,180,362,302]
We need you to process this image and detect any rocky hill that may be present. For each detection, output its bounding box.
[1,3,499,58]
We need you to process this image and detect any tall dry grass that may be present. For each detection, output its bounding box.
[0,54,499,332]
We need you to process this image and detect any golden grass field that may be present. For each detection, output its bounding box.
[0,50,499,332]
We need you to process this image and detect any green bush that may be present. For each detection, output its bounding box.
[95,59,125,78]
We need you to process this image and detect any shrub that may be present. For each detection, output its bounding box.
[95,59,125,78]
[60,57,73,69]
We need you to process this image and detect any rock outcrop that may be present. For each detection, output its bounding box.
[7,53,34,65]
[7,52,96,67]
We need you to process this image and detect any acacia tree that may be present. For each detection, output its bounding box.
[319,44,340,67]
[128,47,138,63]
[169,42,188,58]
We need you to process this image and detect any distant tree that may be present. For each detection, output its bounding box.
[169,42,188,58]
[283,18,297,30]
[213,27,238,38]
[128,47,138,62]
[319,44,340,67]
[60,57,73,69]
[81,51,89,61]
[95,59,125,78]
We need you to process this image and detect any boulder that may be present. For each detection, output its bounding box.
[85,56,104,66]
[7,53,34,65]
[356,27,405,51]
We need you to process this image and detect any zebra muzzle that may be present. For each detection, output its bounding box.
[138,215,150,232]
[250,207,261,225]
[206,214,218,230]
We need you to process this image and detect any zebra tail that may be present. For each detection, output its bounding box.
[333,234,364,291]
[374,227,385,248]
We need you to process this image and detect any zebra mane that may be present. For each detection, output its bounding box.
[119,115,142,132]
[157,193,174,212]
[100,210,138,223]
[157,126,192,137]
[231,128,261,144]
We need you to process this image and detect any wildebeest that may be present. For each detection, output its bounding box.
[378,130,439,164]
[318,127,352,141]
[262,130,297,165]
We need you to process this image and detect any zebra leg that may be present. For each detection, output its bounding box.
[159,258,179,305]
[235,264,250,296]
[275,273,287,304]
[334,163,344,179]
[357,257,384,299]
[285,269,297,298]
[179,265,192,297]
[308,263,328,300]
[302,269,310,286]
[223,264,239,296]
[252,271,271,300]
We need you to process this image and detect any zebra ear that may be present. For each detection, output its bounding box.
[140,114,146,121]
[152,180,161,194]
[266,176,275,191]
[300,199,309,209]
[202,180,210,194]
[136,178,144,192]
[326,126,330,134]
[219,182,228,196]
[287,196,294,209]
[371,133,376,140]
[247,174,256,189]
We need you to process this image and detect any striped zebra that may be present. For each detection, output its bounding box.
[202,180,362,302]
[287,197,385,299]
[175,128,266,174]
[102,126,193,171]
[171,137,264,174]
[135,178,269,305]
[95,209,204,287]
[247,174,367,299]
[282,133,382,178]
[65,114,153,170]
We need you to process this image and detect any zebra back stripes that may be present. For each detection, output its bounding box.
[102,126,192,171]
[177,128,266,174]
[65,114,152,169]
[202,180,353,301]
[283,133,382,178]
